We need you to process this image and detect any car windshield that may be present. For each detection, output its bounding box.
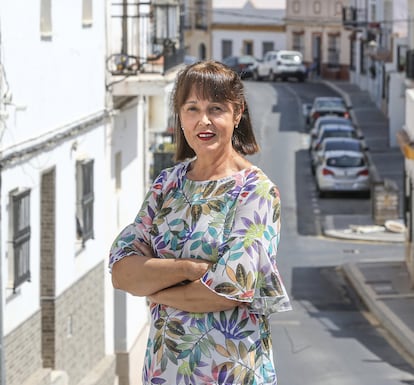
[280,54,301,63]
[239,56,255,64]
[316,99,346,109]
[324,140,361,152]
[322,130,356,139]
[316,119,353,130]
[326,156,365,167]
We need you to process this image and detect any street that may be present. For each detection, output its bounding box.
[244,80,414,385]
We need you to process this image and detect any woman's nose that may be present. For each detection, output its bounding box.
[199,113,211,126]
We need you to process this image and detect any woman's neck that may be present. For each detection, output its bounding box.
[187,151,251,181]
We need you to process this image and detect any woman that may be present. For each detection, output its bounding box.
[109,60,291,385]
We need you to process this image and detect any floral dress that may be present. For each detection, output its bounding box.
[109,160,291,385]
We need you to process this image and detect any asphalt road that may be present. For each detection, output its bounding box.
[244,80,414,385]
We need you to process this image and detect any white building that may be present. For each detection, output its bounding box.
[397,0,414,286]
[0,1,117,385]
[345,0,408,147]
[211,0,286,61]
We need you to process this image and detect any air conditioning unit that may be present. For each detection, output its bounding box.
[406,49,414,79]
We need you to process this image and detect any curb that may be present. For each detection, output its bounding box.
[342,262,414,362]
[323,229,404,243]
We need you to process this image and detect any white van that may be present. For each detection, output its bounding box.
[253,50,307,82]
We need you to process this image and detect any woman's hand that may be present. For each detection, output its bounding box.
[148,279,243,313]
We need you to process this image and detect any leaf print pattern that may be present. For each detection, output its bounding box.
[108,161,291,385]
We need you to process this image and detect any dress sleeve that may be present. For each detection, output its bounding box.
[108,172,164,272]
[201,172,291,316]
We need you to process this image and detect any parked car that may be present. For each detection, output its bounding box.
[222,55,259,79]
[253,50,307,82]
[307,96,352,127]
[315,150,371,197]
[309,115,355,135]
[311,137,368,174]
[310,124,363,153]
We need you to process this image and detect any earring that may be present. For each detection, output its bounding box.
[181,126,184,131]
[235,124,239,129]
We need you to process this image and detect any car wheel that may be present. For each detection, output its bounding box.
[253,70,260,81]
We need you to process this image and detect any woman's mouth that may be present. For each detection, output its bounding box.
[197,132,215,141]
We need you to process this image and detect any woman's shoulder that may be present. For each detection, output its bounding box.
[152,160,191,188]
[241,166,280,200]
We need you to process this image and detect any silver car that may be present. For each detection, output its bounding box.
[315,150,371,197]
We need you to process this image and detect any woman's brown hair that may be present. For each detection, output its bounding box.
[172,60,260,161]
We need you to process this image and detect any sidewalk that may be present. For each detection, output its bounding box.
[321,80,414,364]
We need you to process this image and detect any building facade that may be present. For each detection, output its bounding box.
[211,0,286,61]
[0,1,190,385]
[344,0,408,147]
[285,0,352,80]
[0,1,116,384]
[397,0,414,285]
[183,0,213,60]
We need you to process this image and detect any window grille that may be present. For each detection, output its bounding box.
[328,34,340,67]
[292,33,304,54]
[9,189,31,291]
[76,159,94,244]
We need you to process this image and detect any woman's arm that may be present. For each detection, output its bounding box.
[111,242,211,297]
[148,280,244,313]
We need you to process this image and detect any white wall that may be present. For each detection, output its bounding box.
[388,72,406,147]
[1,0,108,336]
[0,1,106,151]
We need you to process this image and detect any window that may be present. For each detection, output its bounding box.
[292,0,300,13]
[243,40,253,55]
[327,34,340,67]
[350,38,356,70]
[397,44,407,72]
[40,0,52,39]
[360,40,367,74]
[82,0,93,27]
[76,159,94,244]
[8,189,31,291]
[222,40,232,60]
[115,152,122,191]
[183,0,192,29]
[335,1,342,15]
[292,33,304,54]
[262,42,274,56]
[195,0,207,30]
[313,1,321,14]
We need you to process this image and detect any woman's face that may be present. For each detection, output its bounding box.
[179,89,241,158]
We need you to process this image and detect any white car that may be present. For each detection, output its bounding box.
[309,115,354,135]
[253,50,307,82]
[315,150,371,197]
[311,137,368,174]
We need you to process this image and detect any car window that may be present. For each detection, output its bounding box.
[324,141,361,152]
[239,56,255,64]
[326,156,365,167]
